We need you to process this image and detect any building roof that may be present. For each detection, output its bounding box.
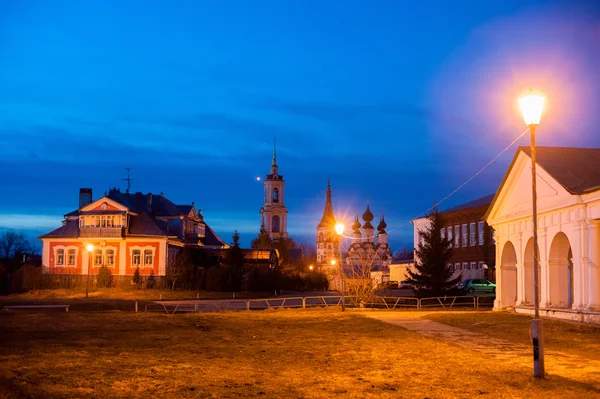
[202,225,228,247]
[519,146,600,195]
[318,180,337,228]
[441,194,495,214]
[484,146,600,221]
[40,220,79,238]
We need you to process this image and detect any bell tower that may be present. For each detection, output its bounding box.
[260,140,288,240]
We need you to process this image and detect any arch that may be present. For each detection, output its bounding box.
[547,232,573,307]
[523,238,540,305]
[272,215,280,233]
[500,241,518,307]
[272,188,279,203]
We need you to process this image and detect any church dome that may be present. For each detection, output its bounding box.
[362,203,374,229]
[377,214,387,234]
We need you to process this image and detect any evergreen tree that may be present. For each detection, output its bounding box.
[146,270,155,289]
[251,225,273,248]
[227,230,245,291]
[132,267,141,286]
[406,208,461,297]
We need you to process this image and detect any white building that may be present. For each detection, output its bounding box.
[486,146,600,323]
[259,141,288,240]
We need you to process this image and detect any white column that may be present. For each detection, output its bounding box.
[83,249,89,275]
[119,241,127,276]
[42,240,50,273]
[159,240,167,276]
[588,221,600,309]
[572,221,586,310]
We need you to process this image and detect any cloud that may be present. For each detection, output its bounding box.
[0,214,63,230]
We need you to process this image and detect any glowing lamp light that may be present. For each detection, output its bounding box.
[518,91,545,126]
[309,265,314,271]
[335,223,344,236]
[330,259,336,265]
[86,244,94,252]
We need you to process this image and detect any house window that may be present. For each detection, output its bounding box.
[470,262,477,270]
[441,228,445,240]
[144,250,153,267]
[79,218,85,228]
[132,250,141,266]
[94,249,103,266]
[455,262,461,271]
[461,224,467,247]
[478,222,485,245]
[462,262,469,270]
[469,223,476,246]
[67,249,76,266]
[478,261,485,270]
[454,226,460,247]
[448,263,454,272]
[447,227,453,248]
[106,249,115,266]
[491,229,496,244]
[56,249,65,266]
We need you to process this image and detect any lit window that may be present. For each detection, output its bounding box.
[478,222,485,245]
[106,249,115,266]
[132,250,141,266]
[447,227,453,248]
[461,224,467,247]
[79,218,85,228]
[56,249,65,266]
[469,223,476,246]
[470,261,477,270]
[491,229,496,244]
[478,261,485,270]
[462,262,469,270]
[67,249,76,266]
[94,249,103,266]
[441,228,445,240]
[454,226,460,247]
[144,250,153,267]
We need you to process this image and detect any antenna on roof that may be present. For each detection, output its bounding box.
[122,168,134,193]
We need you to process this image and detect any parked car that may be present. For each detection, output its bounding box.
[458,279,496,295]
[399,279,414,289]
[376,281,399,290]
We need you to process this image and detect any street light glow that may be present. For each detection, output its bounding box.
[330,259,336,265]
[519,91,545,126]
[335,223,344,235]
[86,244,94,252]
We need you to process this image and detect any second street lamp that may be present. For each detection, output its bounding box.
[335,223,345,311]
[518,89,546,379]
[85,243,94,299]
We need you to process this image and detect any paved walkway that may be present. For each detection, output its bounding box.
[364,312,531,360]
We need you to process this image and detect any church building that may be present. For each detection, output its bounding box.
[259,142,288,240]
[316,180,340,272]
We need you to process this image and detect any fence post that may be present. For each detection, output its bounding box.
[135,301,138,312]
[302,297,306,309]
[194,303,198,312]
[417,298,421,310]
[246,301,250,311]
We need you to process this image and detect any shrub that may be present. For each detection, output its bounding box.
[146,271,155,289]
[97,266,113,288]
[132,267,141,286]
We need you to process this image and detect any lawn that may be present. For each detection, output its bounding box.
[426,311,600,360]
[1,309,599,398]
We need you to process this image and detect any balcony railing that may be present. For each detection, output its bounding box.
[79,227,125,238]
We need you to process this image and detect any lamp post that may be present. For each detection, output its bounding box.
[85,243,94,299]
[518,90,546,378]
[335,223,345,311]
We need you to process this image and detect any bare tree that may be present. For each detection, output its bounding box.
[344,242,391,304]
[0,230,28,259]
[166,250,193,290]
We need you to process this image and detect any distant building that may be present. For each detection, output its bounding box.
[259,141,288,240]
[486,146,600,324]
[412,194,496,282]
[316,180,340,273]
[40,188,227,277]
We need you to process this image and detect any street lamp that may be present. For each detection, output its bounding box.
[85,243,94,299]
[335,223,345,311]
[518,89,546,378]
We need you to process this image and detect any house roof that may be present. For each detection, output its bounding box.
[128,212,170,237]
[485,146,600,221]
[202,225,228,247]
[441,194,495,214]
[40,220,79,238]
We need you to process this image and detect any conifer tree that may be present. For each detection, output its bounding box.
[132,267,141,287]
[227,231,245,291]
[251,225,273,248]
[406,208,461,296]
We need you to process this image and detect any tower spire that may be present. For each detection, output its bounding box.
[272,139,277,166]
[318,180,336,228]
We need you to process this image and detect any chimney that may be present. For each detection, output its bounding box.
[146,193,153,212]
[79,188,92,209]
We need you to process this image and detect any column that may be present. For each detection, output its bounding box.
[119,242,127,275]
[494,237,502,309]
[572,221,586,310]
[588,221,600,309]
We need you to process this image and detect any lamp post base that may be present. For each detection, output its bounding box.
[531,318,545,378]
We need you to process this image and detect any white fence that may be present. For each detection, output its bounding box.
[144,294,493,314]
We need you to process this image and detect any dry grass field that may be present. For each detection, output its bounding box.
[1,309,599,398]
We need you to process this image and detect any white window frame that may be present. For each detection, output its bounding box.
[478,261,485,270]
[94,249,103,266]
[478,222,485,245]
[462,262,469,270]
[105,248,115,267]
[56,248,65,266]
[455,262,461,271]
[144,249,154,267]
[454,226,460,247]
[469,223,476,246]
[461,224,468,247]
[130,246,155,268]
[447,227,453,248]
[67,249,76,266]
[54,245,79,267]
[470,261,477,270]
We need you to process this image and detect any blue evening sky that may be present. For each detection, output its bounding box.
[1,0,599,250]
